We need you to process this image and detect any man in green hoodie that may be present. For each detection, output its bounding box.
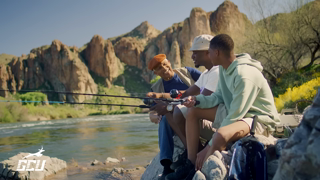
[165,34,280,180]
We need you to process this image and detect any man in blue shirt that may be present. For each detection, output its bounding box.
[146,54,201,180]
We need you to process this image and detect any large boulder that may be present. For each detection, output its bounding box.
[0,152,67,180]
[273,89,320,180]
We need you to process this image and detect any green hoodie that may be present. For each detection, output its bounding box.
[195,53,280,130]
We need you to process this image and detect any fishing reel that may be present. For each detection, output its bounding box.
[143,98,154,106]
[170,89,182,99]
[170,89,200,106]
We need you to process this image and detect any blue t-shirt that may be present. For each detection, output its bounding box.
[162,67,201,93]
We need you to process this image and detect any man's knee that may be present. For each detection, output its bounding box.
[173,106,185,123]
[215,121,250,145]
[186,107,200,119]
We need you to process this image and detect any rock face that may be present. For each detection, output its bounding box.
[85,35,123,83]
[8,57,25,90]
[273,89,320,180]
[22,53,45,90]
[210,1,247,35]
[0,152,67,180]
[0,65,10,97]
[0,40,98,102]
[114,37,144,69]
[33,40,98,102]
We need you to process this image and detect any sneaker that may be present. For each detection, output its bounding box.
[170,150,188,170]
[184,169,197,180]
[165,159,194,180]
[158,167,174,180]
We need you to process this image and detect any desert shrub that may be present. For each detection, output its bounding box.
[0,101,29,123]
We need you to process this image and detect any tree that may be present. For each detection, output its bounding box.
[242,0,320,85]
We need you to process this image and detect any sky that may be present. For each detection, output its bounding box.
[0,0,286,56]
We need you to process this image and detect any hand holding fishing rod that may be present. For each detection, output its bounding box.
[146,89,200,115]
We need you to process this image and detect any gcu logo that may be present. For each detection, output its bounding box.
[17,146,46,171]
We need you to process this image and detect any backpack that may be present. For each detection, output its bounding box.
[227,116,267,180]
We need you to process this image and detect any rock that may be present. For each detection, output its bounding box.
[112,167,124,174]
[193,170,206,180]
[209,1,251,44]
[168,40,181,69]
[0,64,10,97]
[22,53,45,90]
[91,159,100,166]
[131,21,161,42]
[85,35,123,82]
[114,37,144,69]
[156,36,170,55]
[201,151,228,180]
[141,136,184,180]
[273,89,320,180]
[8,57,25,90]
[105,157,120,163]
[189,7,211,43]
[36,40,98,102]
[0,152,67,180]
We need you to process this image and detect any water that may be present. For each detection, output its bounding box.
[0,114,159,174]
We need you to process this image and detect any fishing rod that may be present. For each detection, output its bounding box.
[0,89,199,107]
[0,89,176,103]
[0,100,151,108]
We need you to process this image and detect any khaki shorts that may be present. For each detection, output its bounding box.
[176,104,215,141]
[214,104,271,136]
[177,104,275,144]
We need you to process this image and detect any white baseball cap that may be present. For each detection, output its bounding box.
[189,34,214,51]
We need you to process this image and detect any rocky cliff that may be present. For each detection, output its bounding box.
[0,1,250,100]
[1,40,98,102]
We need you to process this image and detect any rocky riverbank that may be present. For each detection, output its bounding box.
[0,153,149,180]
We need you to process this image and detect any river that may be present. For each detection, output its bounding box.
[0,114,159,179]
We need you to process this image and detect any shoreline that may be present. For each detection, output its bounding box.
[1,109,149,124]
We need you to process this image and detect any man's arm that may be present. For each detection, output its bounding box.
[194,81,224,109]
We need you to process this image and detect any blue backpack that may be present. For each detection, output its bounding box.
[227,116,267,180]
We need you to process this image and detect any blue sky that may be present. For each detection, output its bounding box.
[0,0,285,56]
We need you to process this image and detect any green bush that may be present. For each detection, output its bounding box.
[18,92,48,106]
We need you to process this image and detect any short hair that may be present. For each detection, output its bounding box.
[209,34,234,55]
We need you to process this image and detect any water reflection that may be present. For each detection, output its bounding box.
[0,114,159,167]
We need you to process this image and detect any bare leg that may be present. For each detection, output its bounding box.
[186,106,218,164]
[199,121,250,170]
